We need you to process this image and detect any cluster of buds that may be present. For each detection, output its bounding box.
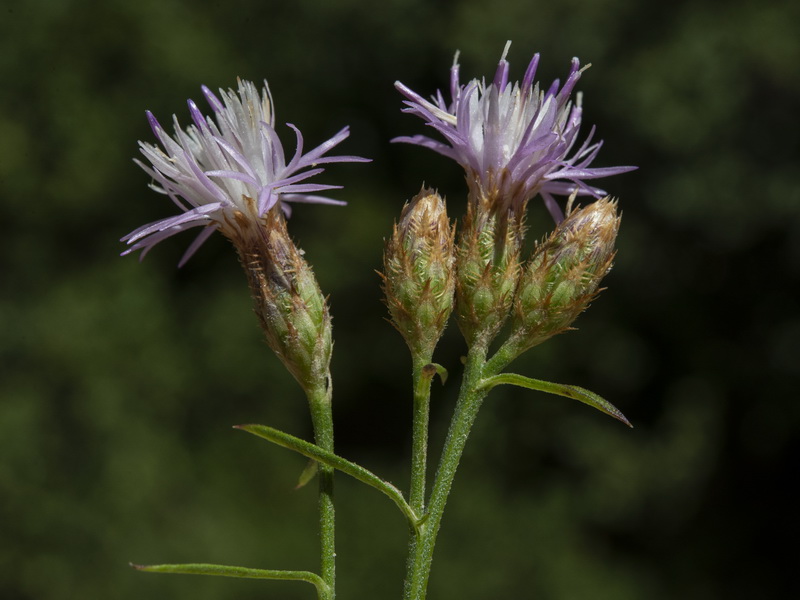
[383,187,620,358]
[382,188,456,359]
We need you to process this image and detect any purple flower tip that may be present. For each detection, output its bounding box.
[145,111,163,139]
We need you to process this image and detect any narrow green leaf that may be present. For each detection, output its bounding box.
[480,373,632,427]
[131,562,327,593]
[295,459,319,489]
[236,424,420,527]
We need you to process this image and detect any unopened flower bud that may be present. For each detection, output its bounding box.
[454,201,523,348]
[505,197,619,357]
[382,188,455,358]
[232,209,332,392]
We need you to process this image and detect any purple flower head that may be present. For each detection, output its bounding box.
[122,79,369,265]
[393,41,635,222]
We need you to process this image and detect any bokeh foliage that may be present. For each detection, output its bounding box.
[1,0,798,598]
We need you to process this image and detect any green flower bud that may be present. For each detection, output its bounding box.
[454,201,523,348]
[506,197,620,356]
[382,188,456,358]
[232,209,332,392]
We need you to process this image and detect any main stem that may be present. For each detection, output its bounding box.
[403,343,490,600]
[308,379,335,600]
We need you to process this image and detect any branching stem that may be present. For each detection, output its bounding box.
[402,342,492,600]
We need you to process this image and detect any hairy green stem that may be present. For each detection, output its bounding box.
[403,354,435,600]
[307,379,336,600]
[403,343,491,600]
[409,355,435,515]
[483,338,521,376]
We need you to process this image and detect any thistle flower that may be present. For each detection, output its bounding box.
[394,41,635,223]
[122,79,368,265]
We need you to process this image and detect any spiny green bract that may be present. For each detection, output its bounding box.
[382,188,455,359]
[506,197,620,356]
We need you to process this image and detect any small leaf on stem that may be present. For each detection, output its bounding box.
[235,424,421,528]
[295,459,319,489]
[423,362,449,385]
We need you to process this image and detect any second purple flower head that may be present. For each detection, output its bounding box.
[394,41,635,222]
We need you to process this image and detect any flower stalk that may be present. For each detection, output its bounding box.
[123,78,368,600]
[382,188,455,513]
[233,210,338,595]
[394,44,634,600]
[307,380,336,599]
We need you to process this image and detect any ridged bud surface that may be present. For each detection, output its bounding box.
[382,188,455,358]
[507,197,619,355]
[231,209,332,392]
[454,197,523,348]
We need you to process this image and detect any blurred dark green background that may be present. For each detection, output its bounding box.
[2,0,798,598]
